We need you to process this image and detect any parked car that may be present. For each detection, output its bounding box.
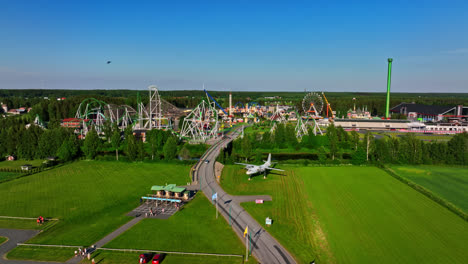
[139,253,153,263]
[152,254,162,264]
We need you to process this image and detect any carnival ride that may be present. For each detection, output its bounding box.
[74,85,183,136]
[322,92,335,120]
[294,91,324,137]
[179,91,220,142]
[302,92,323,117]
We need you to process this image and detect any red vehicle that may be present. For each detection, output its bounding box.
[139,253,152,263]
[152,254,162,264]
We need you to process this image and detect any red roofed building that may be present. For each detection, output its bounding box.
[61,118,85,128]
[8,109,19,115]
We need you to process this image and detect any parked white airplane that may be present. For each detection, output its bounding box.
[235,154,284,178]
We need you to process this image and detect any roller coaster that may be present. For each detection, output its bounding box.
[74,85,183,136]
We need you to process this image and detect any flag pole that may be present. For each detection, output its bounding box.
[244,226,248,261]
[245,232,248,261]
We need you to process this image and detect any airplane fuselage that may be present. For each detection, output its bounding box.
[246,162,270,175]
[236,154,284,176]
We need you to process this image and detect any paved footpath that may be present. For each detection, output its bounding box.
[0,228,60,264]
[195,128,297,264]
[65,216,143,264]
[232,195,272,203]
[0,216,142,264]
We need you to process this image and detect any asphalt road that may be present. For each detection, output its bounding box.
[195,128,297,264]
[0,228,60,264]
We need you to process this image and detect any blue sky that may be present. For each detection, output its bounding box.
[1,0,467,92]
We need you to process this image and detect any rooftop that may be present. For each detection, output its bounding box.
[390,103,455,116]
[151,184,186,193]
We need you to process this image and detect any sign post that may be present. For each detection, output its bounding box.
[211,192,218,219]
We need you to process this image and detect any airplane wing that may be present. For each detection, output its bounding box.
[267,167,284,171]
[235,163,255,166]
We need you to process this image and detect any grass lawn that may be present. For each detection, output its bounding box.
[0,159,44,169]
[0,161,190,246]
[221,165,326,263]
[221,165,468,264]
[0,217,56,230]
[0,171,22,183]
[7,246,74,262]
[80,250,245,264]
[0,236,7,245]
[384,132,454,141]
[105,193,255,263]
[391,165,468,213]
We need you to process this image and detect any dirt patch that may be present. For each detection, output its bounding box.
[215,162,224,183]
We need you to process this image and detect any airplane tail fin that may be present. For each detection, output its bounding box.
[267,153,271,164]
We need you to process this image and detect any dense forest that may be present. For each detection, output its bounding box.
[2,89,468,118]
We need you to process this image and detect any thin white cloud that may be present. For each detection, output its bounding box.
[442,48,468,54]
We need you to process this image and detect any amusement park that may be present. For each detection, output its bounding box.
[58,85,340,144]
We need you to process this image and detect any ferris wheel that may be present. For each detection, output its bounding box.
[302,92,324,117]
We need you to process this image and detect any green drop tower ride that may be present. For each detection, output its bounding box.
[385,58,393,119]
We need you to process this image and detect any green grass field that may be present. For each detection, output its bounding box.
[0,171,22,183]
[0,161,190,245]
[221,165,468,264]
[382,132,454,141]
[0,236,7,245]
[221,165,329,263]
[391,165,468,213]
[0,159,44,169]
[0,217,57,230]
[7,246,74,262]
[80,250,245,264]
[106,194,255,263]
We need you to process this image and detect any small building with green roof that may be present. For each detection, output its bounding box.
[151,184,186,198]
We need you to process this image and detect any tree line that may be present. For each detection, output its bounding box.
[3,90,468,118]
[0,118,190,163]
[221,123,468,166]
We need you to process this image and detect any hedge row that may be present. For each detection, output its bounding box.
[0,167,41,174]
[381,165,468,222]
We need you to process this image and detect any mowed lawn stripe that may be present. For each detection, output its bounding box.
[392,166,468,213]
[299,166,468,264]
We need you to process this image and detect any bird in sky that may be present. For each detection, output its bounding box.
[107,61,111,64]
